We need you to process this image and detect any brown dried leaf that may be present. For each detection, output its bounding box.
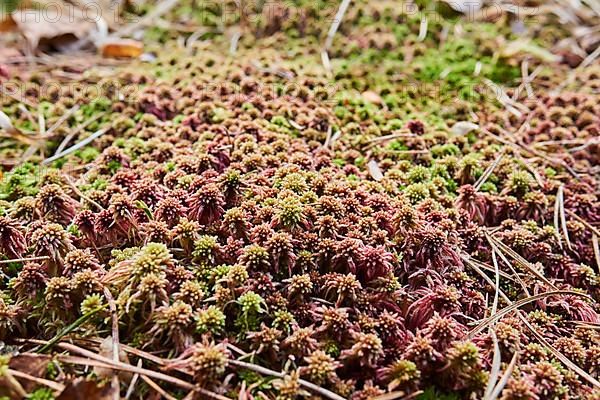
[57,378,116,400]
[12,4,95,50]
[100,39,143,58]
[9,353,51,382]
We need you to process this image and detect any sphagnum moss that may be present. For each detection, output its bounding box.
[0,0,600,398]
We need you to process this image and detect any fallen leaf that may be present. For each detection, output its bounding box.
[362,90,382,104]
[12,3,95,50]
[57,378,115,400]
[100,38,143,58]
[451,121,479,135]
[9,354,52,392]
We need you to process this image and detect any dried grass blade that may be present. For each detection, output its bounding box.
[491,249,500,316]
[465,258,600,388]
[0,256,50,264]
[38,306,106,353]
[567,210,600,236]
[55,355,194,391]
[43,126,110,165]
[125,359,143,400]
[103,288,121,400]
[45,104,80,137]
[7,368,65,392]
[460,255,515,281]
[54,111,106,155]
[371,391,423,400]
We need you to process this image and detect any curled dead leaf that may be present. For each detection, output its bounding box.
[9,354,52,392]
[100,39,143,58]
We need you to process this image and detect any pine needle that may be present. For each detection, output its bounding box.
[557,185,572,250]
[229,359,346,400]
[487,234,558,290]
[324,0,352,50]
[484,330,502,399]
[474,151,505,191]
[519,316,600,388]
[465,258,600,389]
[488,350,518,400]
[42,126,110,165]
[467,290,591,338]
